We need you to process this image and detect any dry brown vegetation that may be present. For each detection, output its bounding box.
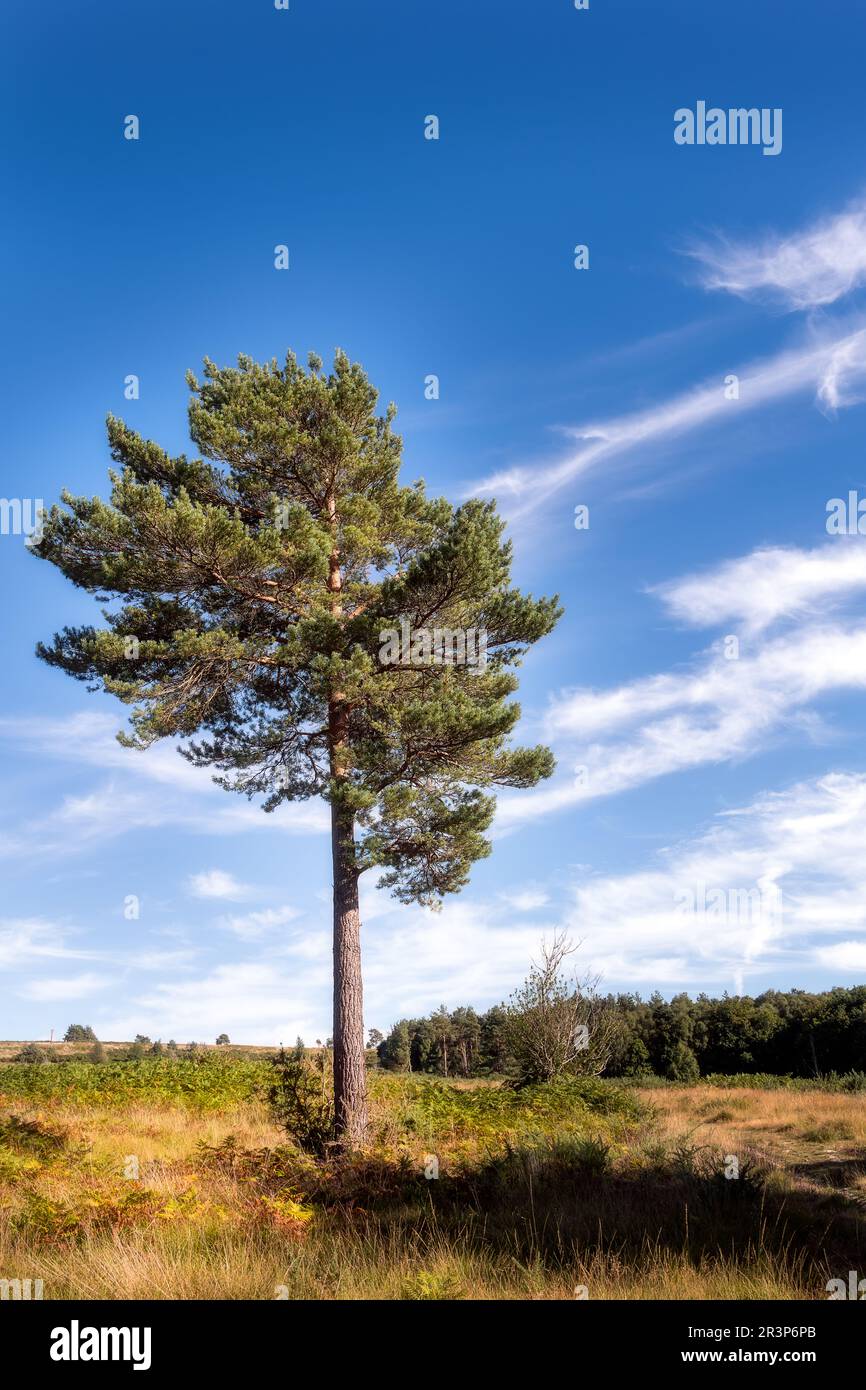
[0,1068,863,1300]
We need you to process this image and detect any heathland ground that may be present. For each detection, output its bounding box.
[1,1049,864,1300]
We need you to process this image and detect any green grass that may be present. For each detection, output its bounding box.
[1,1063,864,1300]
[0,1056,270,1109]
[368,1072,643,1148]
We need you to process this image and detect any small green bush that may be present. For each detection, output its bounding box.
[268,1048,334,1156]
[665,1041,700,1083]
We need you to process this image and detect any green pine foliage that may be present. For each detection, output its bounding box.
[33,350,561,905]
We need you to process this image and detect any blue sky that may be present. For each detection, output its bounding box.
[3,0,866,1043]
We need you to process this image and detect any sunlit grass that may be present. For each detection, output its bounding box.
[0,1069,862,1301]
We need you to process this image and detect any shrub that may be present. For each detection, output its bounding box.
[378,1020,411,1071]
[268,1047,335,1157]
[620,1036,653,1078]
[665,1041,700,1083]
[502,933,620,1085]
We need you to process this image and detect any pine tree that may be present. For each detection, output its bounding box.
[378,1019,411,1071]
[64,1024,97,1043]
[33,350,561,1143]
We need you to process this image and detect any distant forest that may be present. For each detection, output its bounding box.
[376,985,866,1080]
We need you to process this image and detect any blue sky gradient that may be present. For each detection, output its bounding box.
[2,0,866,1042]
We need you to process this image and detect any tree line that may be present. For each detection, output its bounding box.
[377,984,866,1080]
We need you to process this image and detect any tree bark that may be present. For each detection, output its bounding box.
[331,799,368,1144]
[325,488,368,1146]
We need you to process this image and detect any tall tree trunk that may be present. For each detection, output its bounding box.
[325,490,367,1145]
[331,799,367,1144]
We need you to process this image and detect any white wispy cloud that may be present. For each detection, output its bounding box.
[816,331,866,411]
[19,972,113,1002]
[0,711,329,863]
[506,888,550,912]
[498,623,866,826]
[96,962,326,1044]
[92,891,560,1042]
[470,329,866,513]
[0,712,207,792]
[361,898,554,1022]
[188,869,250,901]
[652,541,866,635]
[217,905,301,941]
[565,772,866,991]
[89,771,866,1034]
[498,529,866,829]
[472,198,866,513]
[126,949,198,971]
[685,201,866,310]
[0,917,97,969]
[0,917,199,995]
[815,942,866,971]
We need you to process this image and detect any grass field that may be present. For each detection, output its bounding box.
[1,1053,864,1300]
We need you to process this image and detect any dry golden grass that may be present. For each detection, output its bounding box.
[642,1086,866,1185]
[1,1079,863,1300]
[644,1084,866,1143]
